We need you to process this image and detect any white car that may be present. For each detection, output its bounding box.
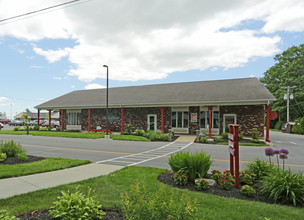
[0,122,4,129]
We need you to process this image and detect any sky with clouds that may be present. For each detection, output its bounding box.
[0,0,303,118]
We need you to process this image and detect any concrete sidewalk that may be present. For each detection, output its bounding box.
[0,163,124,199]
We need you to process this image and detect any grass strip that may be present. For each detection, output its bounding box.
[0,166,303,219]
[110,134,150,142]
[0,130,104,139]
[0,158,91,179]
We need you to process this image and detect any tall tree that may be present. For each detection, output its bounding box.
[261,44,304,121]
[25,108,31,113]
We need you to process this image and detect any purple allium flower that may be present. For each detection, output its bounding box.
[273,149,280,154]
[265,147,274,156]
[279,148,289,155]
[279,153,288,160]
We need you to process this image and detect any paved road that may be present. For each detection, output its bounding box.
[1,132,303,172]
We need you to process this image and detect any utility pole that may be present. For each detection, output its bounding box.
[282,86,296,122]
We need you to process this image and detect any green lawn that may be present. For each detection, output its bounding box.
[1,166,303,219]
[110,134,150,142]
[0,158,91,179]
[0,130,104,139]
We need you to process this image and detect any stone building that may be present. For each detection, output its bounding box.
[35,78,275,137]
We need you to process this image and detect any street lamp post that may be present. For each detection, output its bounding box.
[103,65,109,136]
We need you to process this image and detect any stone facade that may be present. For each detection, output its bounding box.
[59,105,264,137]
[220,105,265,137]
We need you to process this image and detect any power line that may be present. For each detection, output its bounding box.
[0,0,84,24]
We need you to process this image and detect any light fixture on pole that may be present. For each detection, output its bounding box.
[103,65,109,136]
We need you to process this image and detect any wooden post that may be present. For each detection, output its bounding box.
[48,110,51,127]
[161,107,164,134]
[37,110,40,126]
[208,106,213,138]
[229,125,234,176]
[88,109,91,131]
[60,109,64,131]
[234,125,240,189]
[121,108,124,134]
[265,104,270,142]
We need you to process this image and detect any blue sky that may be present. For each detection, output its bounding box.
[0,0,304,119]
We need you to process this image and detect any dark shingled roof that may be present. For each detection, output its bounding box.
[35,78,275,110]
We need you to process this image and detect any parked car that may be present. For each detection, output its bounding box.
[8,120,23,126]
[42,120,60,128]
[0,122,4,129]
[0,119,11,124]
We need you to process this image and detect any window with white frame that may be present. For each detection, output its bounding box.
[200,110,219,129]
[67,112,81,125]
[172,111,189,128]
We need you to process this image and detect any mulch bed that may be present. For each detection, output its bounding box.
[158,171,276,204]
[0,155,46,165]
[16,209,124,220]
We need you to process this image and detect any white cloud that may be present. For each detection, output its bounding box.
[52,77,62,80]
[0,97,9,102]
[85,84,106,90]
[249,74,256,77]
[0,0,303,82]
[33,47,71,63]
[30,65,42,69]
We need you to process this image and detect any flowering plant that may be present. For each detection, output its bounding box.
[240,170,254,185]
[210,169,222,182]
[240,185,256,197]
[218,176,234,190]
[173,168,189,186]
[195,178,209,191]
[86,129,111,134]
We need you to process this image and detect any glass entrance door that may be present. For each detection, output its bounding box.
[147,114,157,131]
[223,114,236,133]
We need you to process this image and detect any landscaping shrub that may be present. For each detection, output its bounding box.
[213,136,222,142]
[210,169,222,182]
[239,171,254,185]
[216,170,234,190]
[33,125,39,130]
[156,129,162,135]
[0,209,17,220]
[49,187,105,220]
[159,134,168,141]
[0,140,26,158]
[124,124,132,135]
[274,120,284,131]
[173,168,189,186]
[240,185,256,197]
[200,137,208,143]
[145,130,159,141]
[56,127,60,131]
[17,151,28,161]
[39,127,47,131]
[0,153,7,162]
[168,152,213,181]
[261,169,304,206]
[220,132,228,139]
[13,126,20,131]
[246,159,274,180]
[135,129,145,136]
[195,178,209,191]
[251,128,259,140]
[121,181,198,220]
[292,117,304,134]
[239,133,244,140]
[47,126,54,131]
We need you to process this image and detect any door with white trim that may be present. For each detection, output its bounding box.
[223,114,237,133]
[147,114,157,131]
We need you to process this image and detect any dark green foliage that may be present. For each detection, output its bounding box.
[144,130,159,141]
[173,168,189,186]
[251,128,259,140]
[246,159,274,180]
[124,124,132,135]
[220,132,228,139]
[13,126,20,131]
[0,209,16,220]
[240,185,256,197]
[168,152,213,181]
[200,137,208,143]
[261,44,304,120]
[135,129,145,136]
[121,181,198,220]
[274,121,284,131]
[261,169,304,206]
[159,134,168,141]
[49,187,105,219]
[33,125,39,130]
[195,178,209,191]
[291,117,304,134]
[0,140,26,158]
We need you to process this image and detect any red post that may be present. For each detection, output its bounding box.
[37,110,40,126]
[121,108,124,134]
[161,107,164,134]
[208,106,213,137]
[88,109,91,131]
[265,104,270,142]
[60,109,64,131]
[234,125,240,189]
[48,110,51,127]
